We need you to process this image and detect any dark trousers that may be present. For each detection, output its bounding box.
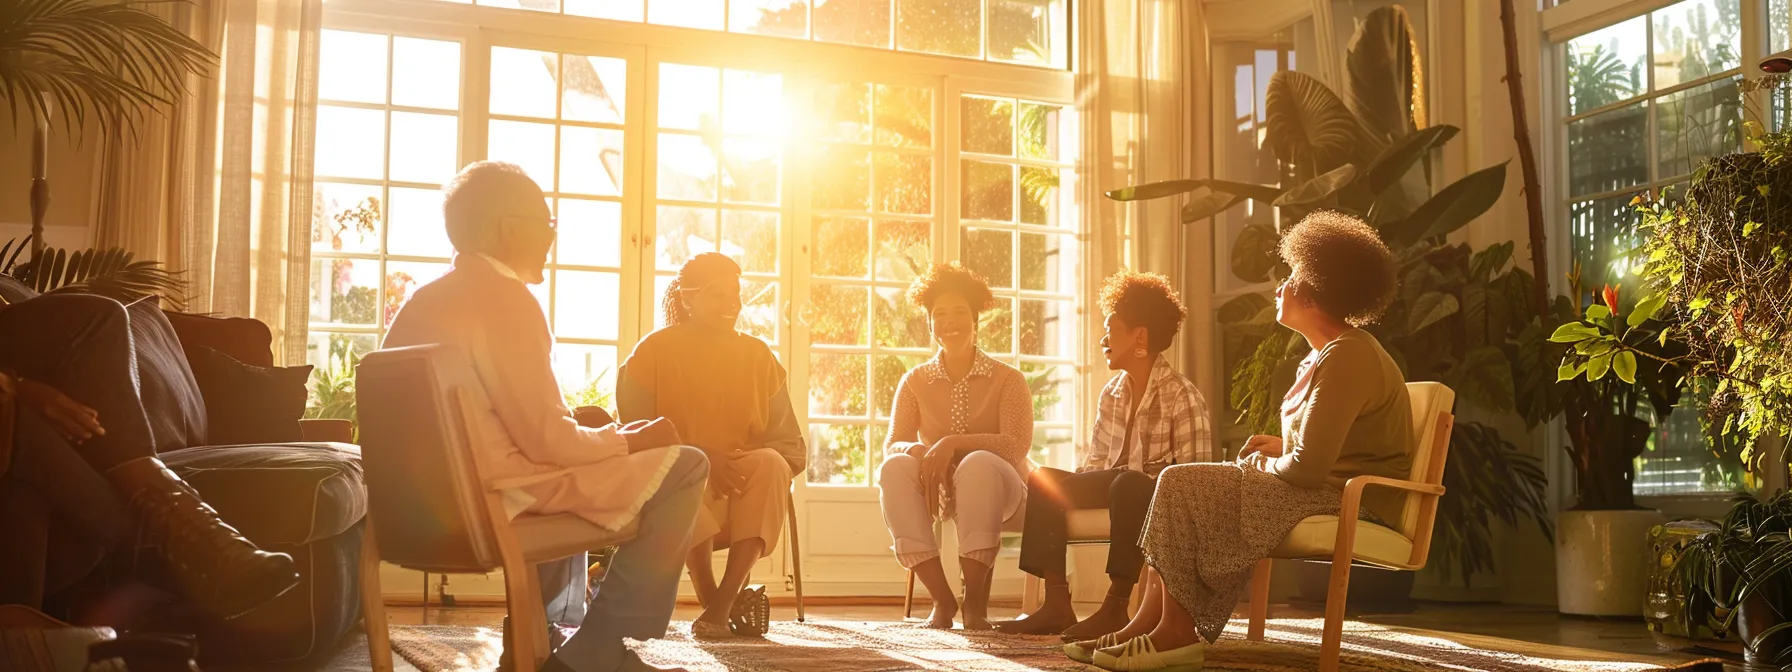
[1016,467,1155,584]
[0,295,155,609]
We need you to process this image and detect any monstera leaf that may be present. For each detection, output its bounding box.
[1345,5,1427,149]
[1230,224,1282,283]
[1264,70,1363,178]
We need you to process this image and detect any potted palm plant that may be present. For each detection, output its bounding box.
[1110,4,1554,601]
[1,0,213,263]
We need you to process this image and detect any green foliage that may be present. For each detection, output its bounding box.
[563,369,615,411]
[306,349,359,438]
[1109,4,1549,586]
[1630,126,1792,483]
[1672,491,1792,663]
[1,236,185,306]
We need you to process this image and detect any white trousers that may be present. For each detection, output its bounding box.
[878,450,1026,568]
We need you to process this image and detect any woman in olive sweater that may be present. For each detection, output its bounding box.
[1069,211,1414,671]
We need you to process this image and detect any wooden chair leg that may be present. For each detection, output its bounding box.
[1320,558,1354,672]
[1247,558,1273,641]
[785,490,805,622]
[903,570,916,619]
[359,523,395,672]
[502,556,545,671]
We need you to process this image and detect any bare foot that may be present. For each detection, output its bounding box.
[917,599,958,629]
[961,614,994,631]
[1060,599,1131,640]
[992,600,1078,635]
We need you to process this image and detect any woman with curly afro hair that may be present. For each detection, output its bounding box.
[996,270,1215,638]
[1067,211,1415,671]
[877,263,1034,630]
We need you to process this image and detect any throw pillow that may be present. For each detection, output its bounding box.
[126,299,209,451]
[186,347,312,445]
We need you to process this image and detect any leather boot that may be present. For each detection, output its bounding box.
[106,457,299,619]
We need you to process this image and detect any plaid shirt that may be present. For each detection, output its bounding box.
[1080,355,1216,475]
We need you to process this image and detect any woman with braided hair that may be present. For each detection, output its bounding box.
[619,252,804,640]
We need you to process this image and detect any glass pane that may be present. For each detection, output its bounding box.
[873,354,924,417]
[978,297,1013,353]
[566,0,644,21]
[723,70,785,137]
[487,120,558,190]
[1568,192,1642,283]
[528,276,552,318]
[732,0,807,37]
[554,271,621,339]
[555,344,620,408]
[654,274,675,329]
[385,261,449,324]
[808,354,868,416]
[874,153,930,214]
[490,48,559,119]
[814,217,870,277]
[1033,425,1074,470]
[389,112,458,184]
[314,106,385,180]
[657,134,719,201]
[1656,76,1742,179]
[874,219,929,282]
[1650,0,1739,90]
[562,55,628,124]
[810,284,868,345]
[1021,361,1075,422]
[961,96,1014,155]
[740,280,779,344]
[391,37,461,109]
[1566,102,1647,198]
[962,160,1014,221]
[814,0,891,48]
[387,187,453,258]
[876,85,932,148]
[722,138,781,204]
[815,144,871,210]
[659,64,720,131]
[1776,85,1792,134]
[1564,17,1646,115]
[1017,231,1073,292]
[480,0,559,11]
[988,0,1056,65]
[560,127,626,196]
[319,31,387,104]
[1776,0,1791,54]
[1017,298,1071,357]
[807,423,870,485]
[1018,166,1059,226]
[874,286,929,348]
[649,0,725,30]
[897,0,980,57]
[656,206,718,270]
[1019,102,1058,159]
[818,82,872,143]
[556,199,623,267]
[311,182,382,254]
[306,332,378,376]
[961,227,1012,288]
[722,210,779,274]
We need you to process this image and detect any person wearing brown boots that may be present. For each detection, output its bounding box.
[0,292,299,622]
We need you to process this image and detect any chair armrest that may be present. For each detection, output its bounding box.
[1334,475,1446,569]
[1342,475,1444,498]
[488,472,567,491]
[299,418,354,443]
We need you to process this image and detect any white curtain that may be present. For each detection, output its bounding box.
[94,0,322,365]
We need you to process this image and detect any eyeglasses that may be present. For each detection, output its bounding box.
[504,213,556,231]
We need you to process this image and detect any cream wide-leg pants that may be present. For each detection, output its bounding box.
[878,450,1026,568]
[688,448,792,558]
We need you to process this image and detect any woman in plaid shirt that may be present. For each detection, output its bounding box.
[995,271,1214,637]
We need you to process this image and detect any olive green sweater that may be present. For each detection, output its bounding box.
[1268,328,1415,525]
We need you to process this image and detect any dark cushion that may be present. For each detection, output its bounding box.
[186,346,312,445]
[0,274,37,304]
[126,299,208,451]
[164,311,274,368]
[163,442,365,546]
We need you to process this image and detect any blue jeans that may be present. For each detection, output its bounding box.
[544,446,708,672]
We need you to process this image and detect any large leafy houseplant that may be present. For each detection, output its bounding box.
[1109,5,1551,586]
[1,0,213,262]
[2,236,185,305]
[1672,491,1792,665]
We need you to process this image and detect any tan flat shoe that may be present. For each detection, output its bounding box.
[690,620,735,641]
[1063,632,1124,664]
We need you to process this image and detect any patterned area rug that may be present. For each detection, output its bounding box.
[388,618,1679,671]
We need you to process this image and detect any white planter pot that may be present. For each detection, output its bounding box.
[1555,509,1667,616]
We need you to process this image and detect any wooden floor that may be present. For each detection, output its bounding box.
[376,600,1754,670]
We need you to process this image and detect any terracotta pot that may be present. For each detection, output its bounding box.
[1556,509,1667,616]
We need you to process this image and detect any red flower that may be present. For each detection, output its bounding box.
[1603,285,1620,317]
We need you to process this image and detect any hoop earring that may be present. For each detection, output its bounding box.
[1133,347,1147,359]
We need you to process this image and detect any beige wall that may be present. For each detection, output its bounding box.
[0,109,99,251]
